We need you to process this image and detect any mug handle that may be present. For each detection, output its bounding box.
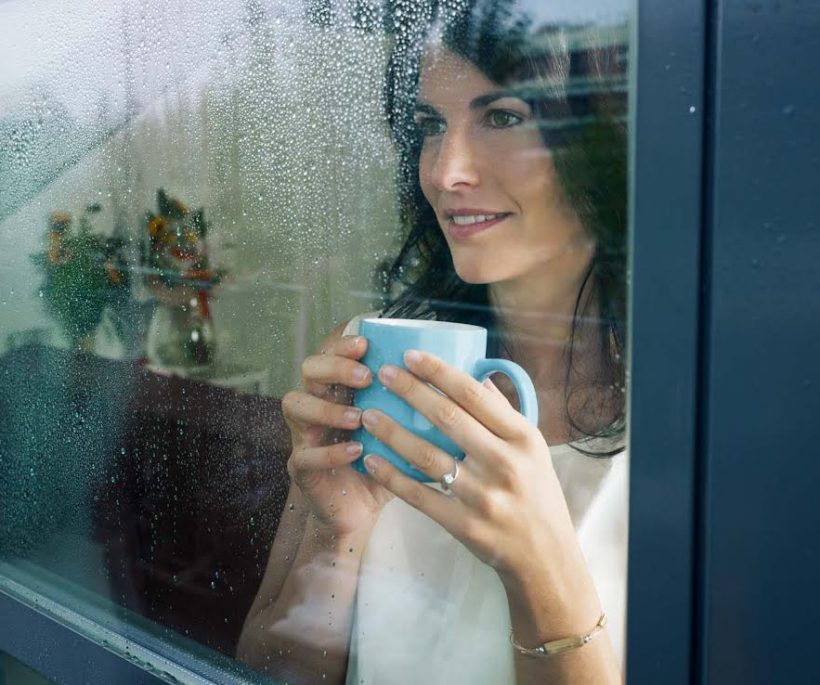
[473,358,539,427]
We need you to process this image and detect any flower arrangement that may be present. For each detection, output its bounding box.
[30,191,225,365]
[141,189,225,367]
[141,188,224,294]
[31,205,131,350]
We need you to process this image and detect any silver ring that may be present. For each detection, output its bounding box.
[440,460,460,491]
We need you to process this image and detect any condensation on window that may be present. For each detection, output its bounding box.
[0,0,630,681]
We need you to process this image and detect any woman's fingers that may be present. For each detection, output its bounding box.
[363,455,467,538]
[360,409,482,505]
[302,352,372,389]
[302,335,370,398]
[282,390,363,431]
[402,351,530,441]
[374,363,505,464]
[320,333,368,359]
[288,441,364,481]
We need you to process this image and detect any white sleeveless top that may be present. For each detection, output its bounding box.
[343,314,629,684]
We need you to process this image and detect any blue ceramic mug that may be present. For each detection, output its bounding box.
[352,318,539,481]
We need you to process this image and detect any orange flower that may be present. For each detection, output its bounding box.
[49,211,72,233]
[172,199,190,215]
[104,260,123,286]
[147,216,168,238]
[47,231,68,265]
[185,269,214,281]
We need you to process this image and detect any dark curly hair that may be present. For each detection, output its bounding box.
[379,0,628,455]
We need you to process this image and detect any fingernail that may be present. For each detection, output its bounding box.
[363,455,380,473]
[346,442,363,456]
[379,365,398,383]
[404,349,422,365]
[344,408,361,425]
[361,410,379,428]
[353,366,370,382]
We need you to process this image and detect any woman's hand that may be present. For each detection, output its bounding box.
[358,348,576,575]
[282,332,393,539]
[358,349,605,644]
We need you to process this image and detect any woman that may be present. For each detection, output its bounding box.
[238,2,628,683]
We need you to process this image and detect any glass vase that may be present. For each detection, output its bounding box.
[146,298,215,368]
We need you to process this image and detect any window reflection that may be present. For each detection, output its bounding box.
[238,2,628,684]
[0,0,629,683]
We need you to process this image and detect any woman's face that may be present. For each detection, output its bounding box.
[416,49,591,285]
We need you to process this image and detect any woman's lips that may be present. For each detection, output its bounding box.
[446,213,510,240]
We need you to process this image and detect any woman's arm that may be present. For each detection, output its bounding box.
[502,535,621,685]
[236,499,370,684]
[237,321,391,683]
[239,484,308,637]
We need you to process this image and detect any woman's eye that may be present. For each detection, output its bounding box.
[486,109,524,128]
[414,117,446,137]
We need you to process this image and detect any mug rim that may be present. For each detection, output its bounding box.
[361,317,485,333]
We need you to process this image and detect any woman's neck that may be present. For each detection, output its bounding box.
[488,239,599,389]
[488,244,620,445]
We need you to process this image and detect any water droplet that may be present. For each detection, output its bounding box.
[688,105,696,114]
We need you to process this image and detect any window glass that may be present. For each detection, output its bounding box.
[0,1,630,682]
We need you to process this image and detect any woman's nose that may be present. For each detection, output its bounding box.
[429,130,480,191]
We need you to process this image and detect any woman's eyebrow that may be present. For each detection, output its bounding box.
[413,102,439,116]
[414,92,526,114]
[470,90,525,109]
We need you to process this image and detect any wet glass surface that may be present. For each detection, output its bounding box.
[1,1,630,682]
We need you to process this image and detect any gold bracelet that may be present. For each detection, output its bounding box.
[510,612,607,658]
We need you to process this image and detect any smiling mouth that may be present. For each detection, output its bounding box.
[444,212,512,239]
[448,212,508,225]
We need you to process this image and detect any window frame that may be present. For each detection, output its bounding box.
[625,0,707,683]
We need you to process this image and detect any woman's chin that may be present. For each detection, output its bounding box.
[453,262,504,285]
